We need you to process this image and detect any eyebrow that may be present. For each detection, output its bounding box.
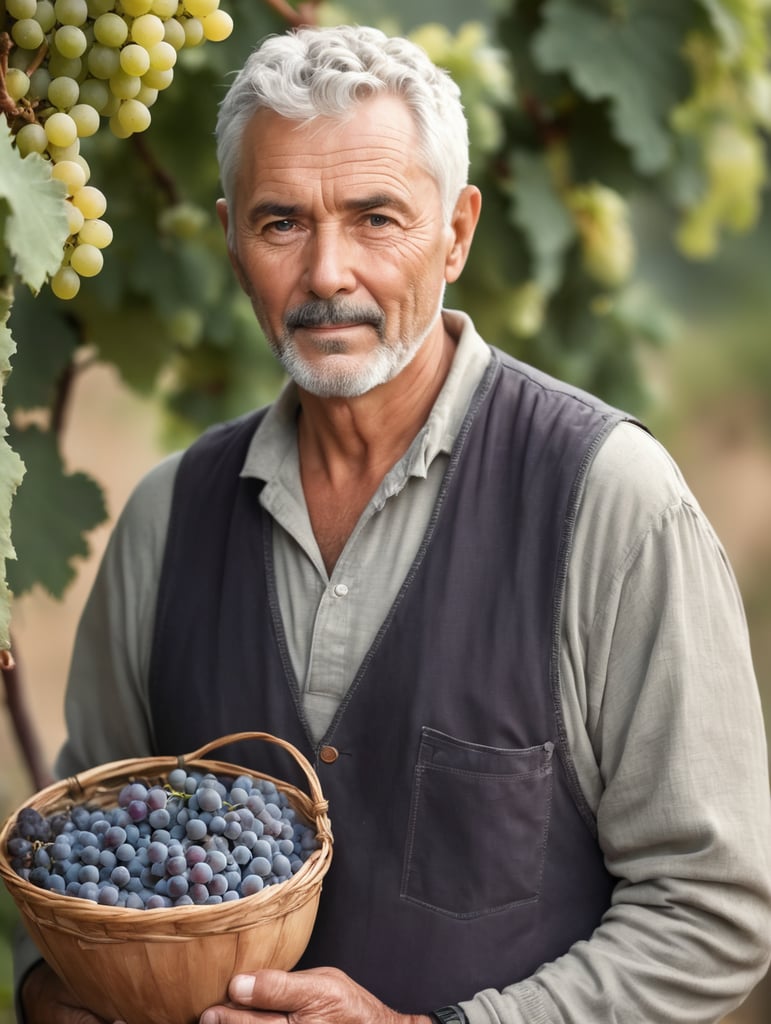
[343,194,411,215]
[248,194,411,222]
[248,202,301,222]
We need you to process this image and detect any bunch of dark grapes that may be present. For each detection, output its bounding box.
[6,769,320,910]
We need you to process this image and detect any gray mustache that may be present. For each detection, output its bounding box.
[285,300,385,332]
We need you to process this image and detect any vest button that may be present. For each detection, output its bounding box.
[319,745,339,764]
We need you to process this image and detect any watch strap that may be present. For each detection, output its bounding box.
[429,1006,469,1024]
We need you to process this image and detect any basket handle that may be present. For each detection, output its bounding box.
[180,731,329,821]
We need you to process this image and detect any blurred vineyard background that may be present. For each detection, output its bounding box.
[1,0,770,1020]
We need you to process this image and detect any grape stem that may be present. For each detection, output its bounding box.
[1,636,54,792]
[0,30,45,125]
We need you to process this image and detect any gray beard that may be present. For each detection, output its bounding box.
[269,298,441,398]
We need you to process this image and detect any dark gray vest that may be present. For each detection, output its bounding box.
[149,349,630,1011]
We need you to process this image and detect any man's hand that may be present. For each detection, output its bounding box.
[199,966,431,1024]
[20,960,122,1024]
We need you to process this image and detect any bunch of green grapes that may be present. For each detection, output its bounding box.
[1,0,233,299]
[407,20,513,176]
[566,183,636,290]
[672,20,770,260]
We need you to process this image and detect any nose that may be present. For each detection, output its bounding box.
[302,224,356,299]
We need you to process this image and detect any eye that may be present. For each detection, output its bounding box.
[267,219,296,233]
[366,213,391,228]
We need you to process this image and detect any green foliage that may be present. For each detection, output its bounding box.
[0,122,70,643]
[0,0,770,611]
[6,423,107,598]
[0,125,69,293]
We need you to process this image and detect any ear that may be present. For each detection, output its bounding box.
[444,185,482,284]
[216,196,230,238]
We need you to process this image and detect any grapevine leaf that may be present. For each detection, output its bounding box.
[532,0,693,174]
[508,150,575,294]
[6,425,108,599]
[0,291,26,647]
[695,0,745,63]
[80,300,175,394]
[4,285,81,412]
[0,123,69,293]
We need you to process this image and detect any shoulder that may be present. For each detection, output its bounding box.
[576,420,710,566]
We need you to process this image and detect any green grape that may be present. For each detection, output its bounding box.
[567,184,635,289]
[45,110,79,147]
[131,13,165,47]
[163,18,186,50]
[100,92,121,116]
[148,40,177,71]
[7,0,37,18]
[72,184,107,218]
[51,265,81,300]
[202,9,232,42]
[11,18,46,49]
[70,242,104,276]
[109,69,141,99]
[151,0,177,15]
[158,201,208,238]
[73,153,91,181]
[55,25,88,59]
[51,158,88,194]
[182,16,204,47]
[87,43,121,79]
[117,96,151,133]
[141,66,173,90]
[108,112,133,138]
[78,218,113,248]
[28,67,52,99]
[35,0,57,32]
[87,0,116,15]
[183,0,218,17]
[78,77,110,111]
[70,102,101,136]
[504,282,545,339]
[93,12,128,46]
[54,0,88,25]
[46,139,80,161]
[120,0,152,14]
[48,75,81,109]
[47,52,83,79]
[65,199,86,235]
[120,43,151,76]
[5,69,31,101]
[136,83,158,106]
[7,47,36,70]
[15,122,48,156]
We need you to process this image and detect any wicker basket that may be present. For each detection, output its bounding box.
[0,731,333,1024]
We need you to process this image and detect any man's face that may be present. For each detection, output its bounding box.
[219,94,467,398]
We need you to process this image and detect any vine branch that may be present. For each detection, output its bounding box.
[261,0,321,28]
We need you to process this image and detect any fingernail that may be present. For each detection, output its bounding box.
[230,974,255,1002]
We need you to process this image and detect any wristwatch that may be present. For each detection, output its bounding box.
[429,1006,469,1024]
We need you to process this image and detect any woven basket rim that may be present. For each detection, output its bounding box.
[0,731,333,938]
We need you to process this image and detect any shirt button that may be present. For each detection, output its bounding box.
[319,746,339,764]
[332,583,349,597]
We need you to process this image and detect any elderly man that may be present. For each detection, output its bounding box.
[19,24,770,1024]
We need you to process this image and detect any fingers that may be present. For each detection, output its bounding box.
[201,966,404,1024]
[21,960,110,1024]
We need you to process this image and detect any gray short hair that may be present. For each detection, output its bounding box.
[215,25,470,230]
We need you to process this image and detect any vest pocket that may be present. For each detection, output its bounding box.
[401,727,554,918]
